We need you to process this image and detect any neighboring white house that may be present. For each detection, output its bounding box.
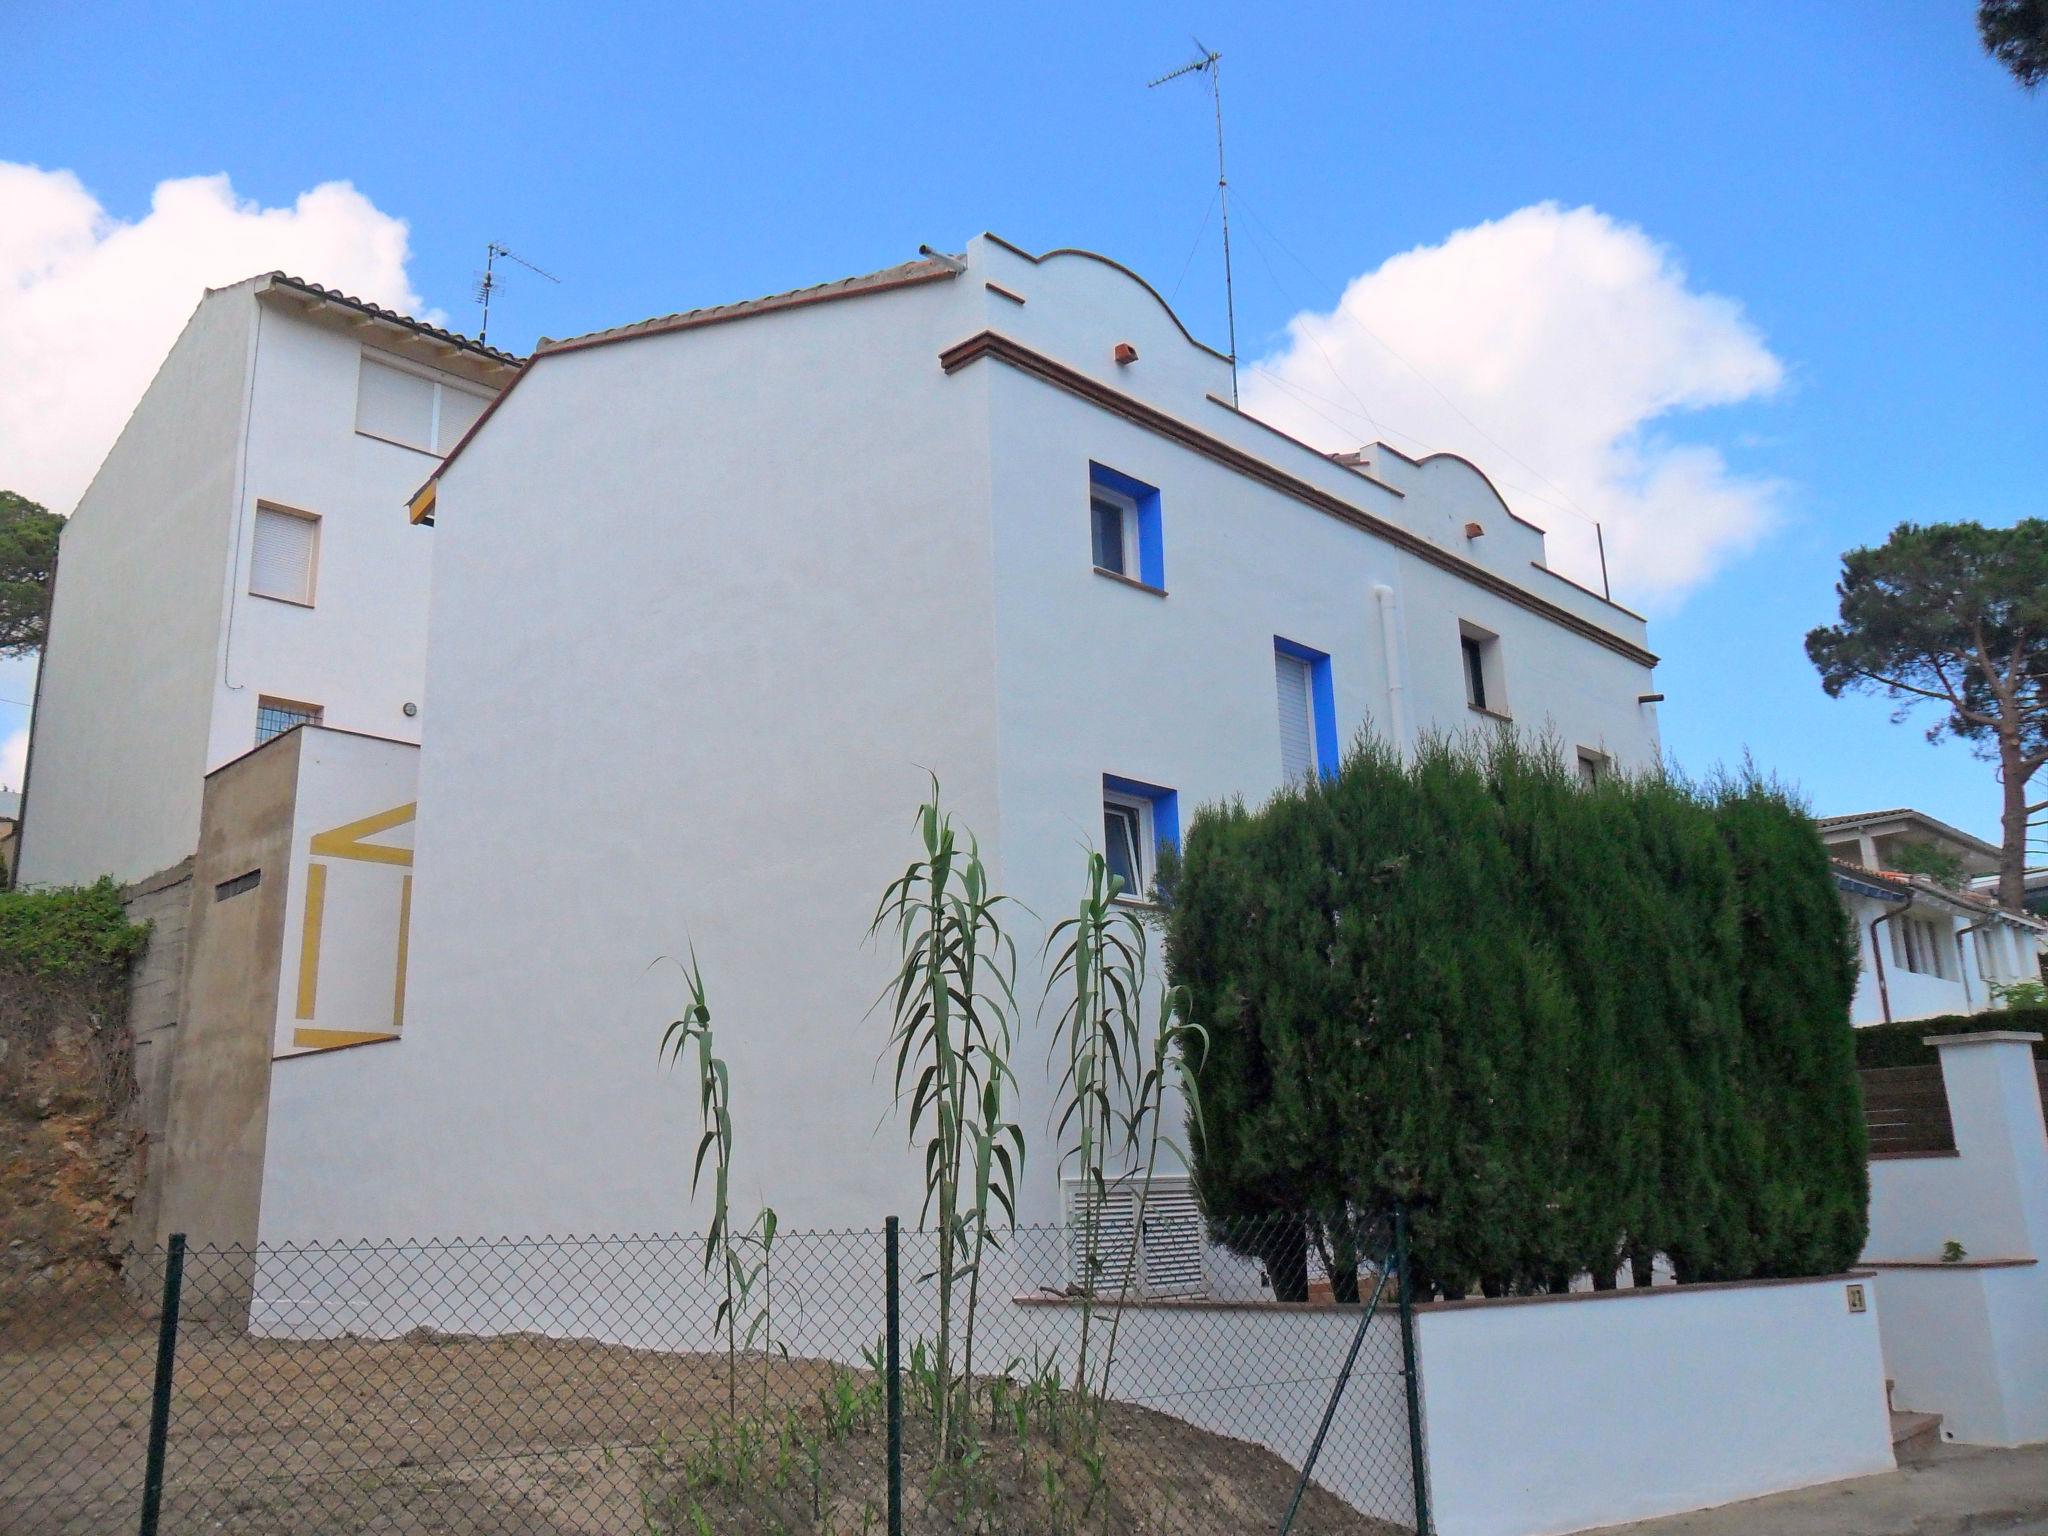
[218,233,1664,1249]
[16,275,519,888]
[1822,809,2047,1025]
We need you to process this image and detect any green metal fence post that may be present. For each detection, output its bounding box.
[1396,1207,1432,1536]
[885,1215,902,1536]
[138,1233,186,1536]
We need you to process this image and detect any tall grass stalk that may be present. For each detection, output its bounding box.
[870,778,1021,1461]
[1043,851,1144,1400]
[659,950,778,1417]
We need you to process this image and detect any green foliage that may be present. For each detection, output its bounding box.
[0,878,150,981]
[1980,0,2048,88]
[1804,520,2048,907]
[659,950,779,1417]
[0,491,61,657]
[1885,839,1968,890]
[1990,977,2048,1008]
[1852,1008,2048,1068]
[869,777,1021,1462]
[1170,734,1867,1298]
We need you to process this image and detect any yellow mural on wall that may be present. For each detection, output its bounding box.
[292,802,415,1051]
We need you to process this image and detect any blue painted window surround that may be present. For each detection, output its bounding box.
[1088,463,1165,590]
[1273,637,1338,782]
[1102,773,1180,901]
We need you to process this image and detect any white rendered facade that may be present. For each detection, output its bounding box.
[18,276,516,888]
[250,235,1664,1244]
[1824,810,2047,1025]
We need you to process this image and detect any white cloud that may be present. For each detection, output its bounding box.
[0,164,426,516]
[1240,203,1786,607]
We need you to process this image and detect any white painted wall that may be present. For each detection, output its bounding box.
[252,235,1662,1244]
[1844,890,2045,1026]
[1863,1032,2048,1445]
[21,279,501,889]
[1415,1278,1896,1536]
[257,269,1003,1242]
[267,728,418,1058]
[19,283,255,887]
[206,305,453,765]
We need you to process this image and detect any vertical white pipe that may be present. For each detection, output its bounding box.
[1373,583,1408,758]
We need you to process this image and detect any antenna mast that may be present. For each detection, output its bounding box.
[1150,40,1237,404]
[475,242,561,346]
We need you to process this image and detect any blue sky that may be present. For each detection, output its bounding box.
[6,1,2044,839]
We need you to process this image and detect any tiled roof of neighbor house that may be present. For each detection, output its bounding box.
[268,273,525,366]
[1831,859,1911,902]
[533,254,961,357]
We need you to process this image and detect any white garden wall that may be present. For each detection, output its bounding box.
[1414,1275,1895,1536]
[1863,1031,2048,1446]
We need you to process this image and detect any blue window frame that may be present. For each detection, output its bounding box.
[1102,774,1180,902]
[1273,637,1338,782]
[1089,463,1164,590]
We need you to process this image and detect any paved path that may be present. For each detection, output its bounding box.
[1601,1444,2048,1536]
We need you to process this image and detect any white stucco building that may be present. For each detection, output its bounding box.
[199,234,1665,1249]
[1822,809,2047,1025]
[17,274,518,888]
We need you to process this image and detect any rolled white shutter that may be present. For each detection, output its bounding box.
[436,385,489,453]
[250,508,316,603]
[1276,650,1314,782]
[356,356,436,449]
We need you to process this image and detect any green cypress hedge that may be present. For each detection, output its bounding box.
[1168,735,1867,1298]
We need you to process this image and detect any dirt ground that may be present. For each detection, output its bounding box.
[0,1298,1402,1536]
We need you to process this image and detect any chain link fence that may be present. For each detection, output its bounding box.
[0,1215,1428,1535]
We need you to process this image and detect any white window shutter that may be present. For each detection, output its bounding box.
[356,356,436,449]
[436,385,489,453]
[1275,650,1314,782]
[249,508,316,604]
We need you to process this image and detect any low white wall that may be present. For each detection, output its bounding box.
[1864,1263,2048,1446]
[1415,1275,1895,1536]
[1862,1032,2048,1447]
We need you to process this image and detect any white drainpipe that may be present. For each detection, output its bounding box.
[1373,583,1408,757]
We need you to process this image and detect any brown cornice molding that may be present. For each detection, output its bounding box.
[940,331,1659,669]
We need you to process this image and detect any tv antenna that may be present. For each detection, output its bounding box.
[475,242,560,346]
[1149,40,1237,403]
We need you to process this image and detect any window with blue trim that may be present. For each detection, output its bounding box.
[1089,463,1164,591]
[1273,638,1337,783]
[1102,774,1179,903]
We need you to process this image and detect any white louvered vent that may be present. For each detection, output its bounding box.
[249,507,317,605]
[1275,648,1315,783]
[1066,1177,1207,1299]
[356,355,438,450]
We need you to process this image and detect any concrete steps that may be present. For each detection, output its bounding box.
[1890,1409,1944,1462]
[1885,1380,1944,1462]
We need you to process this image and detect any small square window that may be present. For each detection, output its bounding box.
[1577,748,1609,788]
[1460,623,1505,716]
[250,505,319,606]
[256,697,322,747]
[1089,464,1164,590]
[1102,774,1180,904]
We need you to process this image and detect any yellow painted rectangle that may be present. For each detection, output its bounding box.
[393,873,412,1029]
[295,861,326,1021]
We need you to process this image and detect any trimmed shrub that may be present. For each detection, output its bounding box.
[1169,736,1867,1298]
[1853,1009,2048,1068]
